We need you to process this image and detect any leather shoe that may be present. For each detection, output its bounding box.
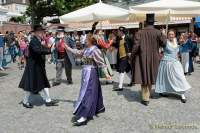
[106,81,114,85]
[45,99,59,106]
[52,82,61,87]
[159,93,168,97]
[97,108,105,114]
[113,88,123,91]
[71,116,80,123]
[128,83,134,87]
[73,120,87,126]
[23,103,33,108]
[68,81,73,84]
[141,100,149,106]
[181,98,187,103]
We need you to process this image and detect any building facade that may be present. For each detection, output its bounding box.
[0,0,29,13]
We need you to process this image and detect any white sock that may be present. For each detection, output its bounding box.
[181,94,186,99]
[23,91,30,104]
[118,73,125,88]
[77,117,87,123]
[43,88,51,103]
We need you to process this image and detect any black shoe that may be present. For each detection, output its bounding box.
[23,103,33,108]
[150,95,154,99]
[181,98,187,103]
[97,108,105,114]
[73,120,87,126]
[68,81,73,84]
[71,116,80,123]
[113,88,124,91]
[128,83,134,87]
[141,100,149,106]
[106,81,114,85]
[33,92,39,95]
[185,73,191,76]
[45,99,59,106]
[184,73,187,75]
[159,93,168,97]
[52,82,61,87]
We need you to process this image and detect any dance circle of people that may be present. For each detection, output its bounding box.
[19,14,193,126]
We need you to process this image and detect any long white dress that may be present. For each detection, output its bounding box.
[155,41,191,94]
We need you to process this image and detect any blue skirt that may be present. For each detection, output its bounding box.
[155,58,191,94]
[73,66,105,118]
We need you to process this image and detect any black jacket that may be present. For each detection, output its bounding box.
[19,36,51,94]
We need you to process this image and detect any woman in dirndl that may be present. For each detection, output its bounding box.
[65,33,110,126]
[155,30,191,103]
[106,31,118,69]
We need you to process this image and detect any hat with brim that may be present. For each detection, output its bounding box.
[118,26,126,33]
[57,26,65,32]
[32,25,46,32]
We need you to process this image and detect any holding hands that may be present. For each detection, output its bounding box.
[105,74,111,80]
[64,44,70,50]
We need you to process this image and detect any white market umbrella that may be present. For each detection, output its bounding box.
[130,0,200,30]
[59,0,130,24]
[6,12,23,17]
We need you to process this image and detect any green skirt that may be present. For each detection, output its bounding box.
[98,50,113,78]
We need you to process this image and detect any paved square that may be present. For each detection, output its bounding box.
[0,63,200,133]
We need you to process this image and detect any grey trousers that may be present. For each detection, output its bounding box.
[55,57,72,83]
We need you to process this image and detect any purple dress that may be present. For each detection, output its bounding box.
[68,45,107,118]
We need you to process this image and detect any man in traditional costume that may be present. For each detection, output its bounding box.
[114,27,132,91]
[19,25,59,108]
[131,14,166,106]
[52,26,76,86]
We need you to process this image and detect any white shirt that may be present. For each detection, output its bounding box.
[80,34,87,44]
[48,37,55,46]
[122,35,125,39]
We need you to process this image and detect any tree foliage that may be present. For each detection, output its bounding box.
[26,0,97,25]
[9,16,26,24]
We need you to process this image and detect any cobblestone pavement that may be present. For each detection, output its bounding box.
[0,62,200,133]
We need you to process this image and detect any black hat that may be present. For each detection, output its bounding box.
[32,25,46,32]
[118,26,126,33]
[146,13,155,23]
[57,26,65,32]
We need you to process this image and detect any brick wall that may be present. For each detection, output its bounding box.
[0,22,31,34]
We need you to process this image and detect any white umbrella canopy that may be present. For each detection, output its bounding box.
[129,0,200,22]
[59,1,130,24]
[6,12,23,17]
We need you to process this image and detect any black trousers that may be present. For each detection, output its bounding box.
[117,57,131,73]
